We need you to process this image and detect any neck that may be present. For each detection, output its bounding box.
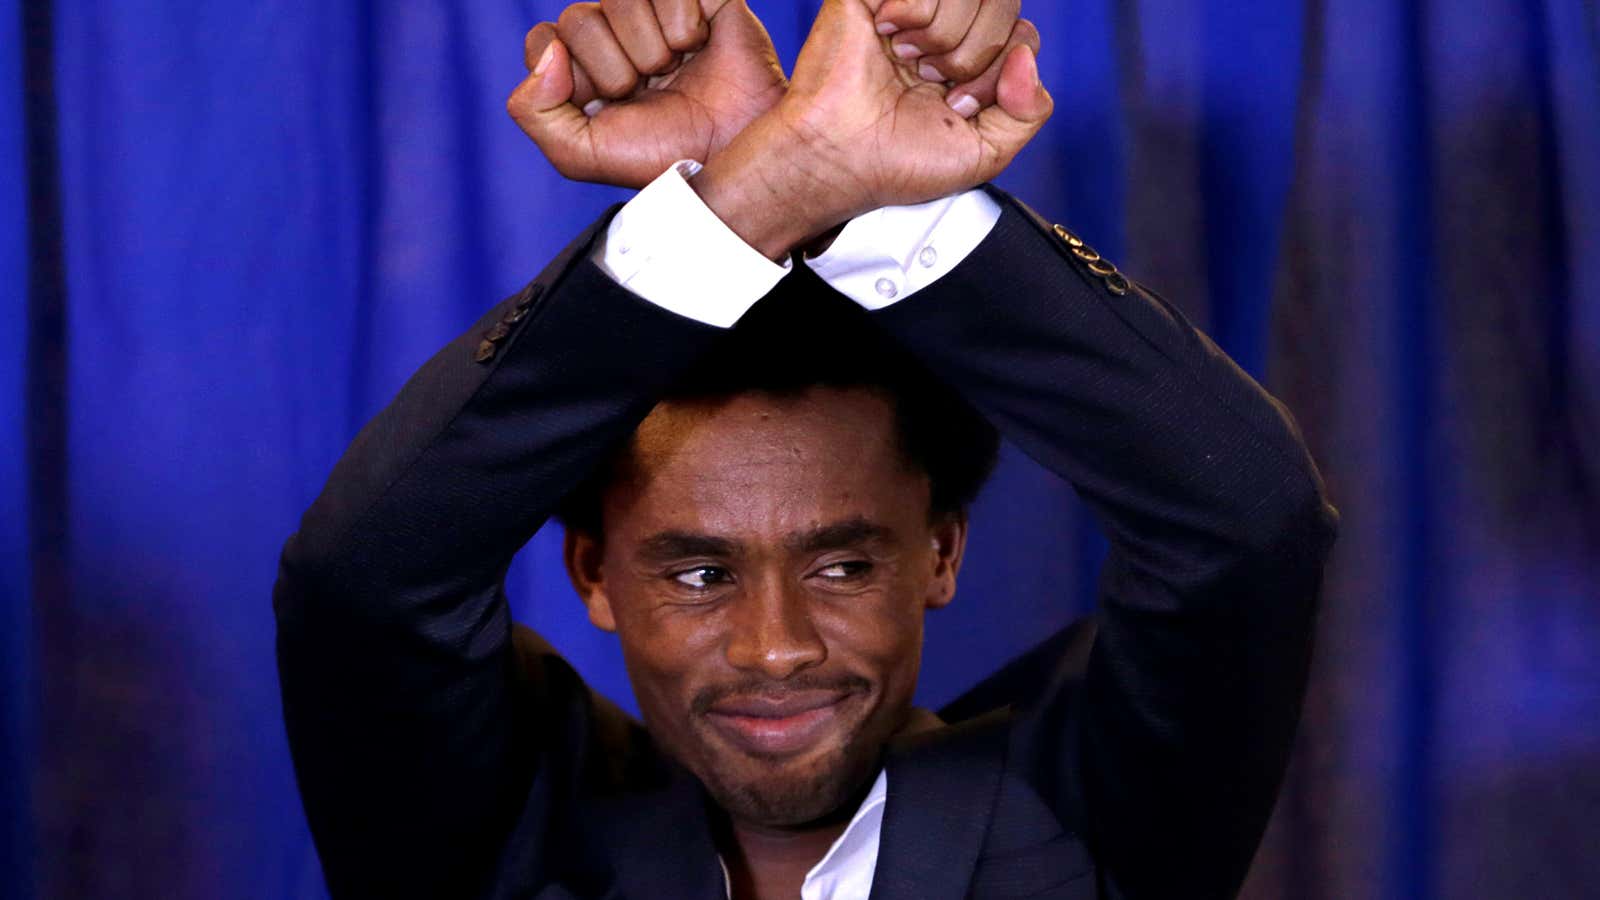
[720,816,850,900]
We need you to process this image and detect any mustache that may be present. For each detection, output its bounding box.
[690,673,873,716]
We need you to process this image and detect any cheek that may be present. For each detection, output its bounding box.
[612,603,724,718]
[816,588,928,687]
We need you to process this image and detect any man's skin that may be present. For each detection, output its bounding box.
[505,2,1051,897]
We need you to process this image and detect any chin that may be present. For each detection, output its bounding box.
[702,743,880,827]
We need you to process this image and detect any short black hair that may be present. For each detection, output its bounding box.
[554,273,1000,535]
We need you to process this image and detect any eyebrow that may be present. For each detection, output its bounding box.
[787,517,894,554]
[635,532,742,563]
[633,517,894,563]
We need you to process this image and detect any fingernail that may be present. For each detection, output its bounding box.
[876,22,900,35]
[534,42,556,76]
[582,99,605,117]
[892,42,920,60]
[918,62,942,82]
[948,94,980,118]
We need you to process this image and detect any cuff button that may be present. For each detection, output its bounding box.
[1105,273,1131,296]
[474,340,497,363]
[1088,259,1118,277]
[486,322,511,342]
[1071,245,1102,263]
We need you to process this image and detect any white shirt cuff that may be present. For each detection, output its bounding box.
[590,160,791,329]
[805,189,1001,310]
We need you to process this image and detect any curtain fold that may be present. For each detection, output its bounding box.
[6,1,1597,897]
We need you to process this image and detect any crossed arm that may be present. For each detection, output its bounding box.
[276,2,1336,897]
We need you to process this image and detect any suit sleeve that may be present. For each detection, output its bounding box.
[868,187,1339,899]
[272,211,726,897]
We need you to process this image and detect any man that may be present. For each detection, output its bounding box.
[274,1,1339,898]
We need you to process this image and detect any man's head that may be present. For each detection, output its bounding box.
[559,283,998,829]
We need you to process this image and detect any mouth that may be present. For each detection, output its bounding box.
[704,689,860,758]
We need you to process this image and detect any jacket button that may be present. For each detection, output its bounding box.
[1088,258,1118,277]
[1105,273,1131,296]
[474,340,497,363]
[486,322,511,342]
[517,283,545,310]
[1071,244,1102,263]
[504,305,529,324]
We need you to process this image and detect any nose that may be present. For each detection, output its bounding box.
[724,579,827,680]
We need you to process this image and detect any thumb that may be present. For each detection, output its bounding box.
[975,44,1053,162]
[702,0,774,54]
[994,44,1053,127]
[506,38,596,180]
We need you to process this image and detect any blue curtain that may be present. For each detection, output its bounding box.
[6,1,1597,897]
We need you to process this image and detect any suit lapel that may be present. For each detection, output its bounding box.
[589,765,727,900]
[869,711,1010,900]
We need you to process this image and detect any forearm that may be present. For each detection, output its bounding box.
[874,188,1335,589]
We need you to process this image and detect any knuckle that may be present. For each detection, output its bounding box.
[641,47,676,74]
[1016,18,1041,49]
[661,4,705,52]
[556,4,602,38]
[598,70,639,97]
[897,0,937,28]
[916,23,963,54]
[941,55,987,83]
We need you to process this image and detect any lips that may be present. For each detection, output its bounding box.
[705,689,858,757]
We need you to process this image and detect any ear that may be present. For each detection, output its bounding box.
[923,511,968,611]
[563,527,618,632]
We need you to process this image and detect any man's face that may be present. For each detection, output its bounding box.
[564,386,965,828]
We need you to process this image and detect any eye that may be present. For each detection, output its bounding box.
[671,566,732,590]
[814,560,873,581]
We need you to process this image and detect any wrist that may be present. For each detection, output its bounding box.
[689,112,860,260]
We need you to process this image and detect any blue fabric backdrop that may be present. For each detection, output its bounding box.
[5,1,1597,897]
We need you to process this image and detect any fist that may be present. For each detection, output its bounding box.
[508,0,786,188]
[780,0,1050,210]
[690,0,1052,259]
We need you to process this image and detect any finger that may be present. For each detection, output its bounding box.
[601,0,676,75]
[875,0,937,46]
[973,43,1053,160]
[919,0,1019,84]
[557,2,640,99]
[524,22,554,70]
[506,38,601,181]
[657,0,708,51]
[526,22,603,108]
[944,18,1037,118]
[892,0,978,61]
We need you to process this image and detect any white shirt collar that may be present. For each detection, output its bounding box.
[721,770,889,900]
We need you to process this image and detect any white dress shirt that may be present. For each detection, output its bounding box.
[592,160,1001,324]
[589,161,1000,898]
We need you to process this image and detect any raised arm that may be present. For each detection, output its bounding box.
[683,3,1336,896]
[276,3,789,894]
[273,222,727,896]
[872,193,1337,899]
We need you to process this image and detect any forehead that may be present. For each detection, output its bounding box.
[602,387,927,540]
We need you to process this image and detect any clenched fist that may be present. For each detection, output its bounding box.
[507,0,786,188]
[691,0,1052,258]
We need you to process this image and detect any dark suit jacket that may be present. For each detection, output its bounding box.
[274,186,1339,900]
